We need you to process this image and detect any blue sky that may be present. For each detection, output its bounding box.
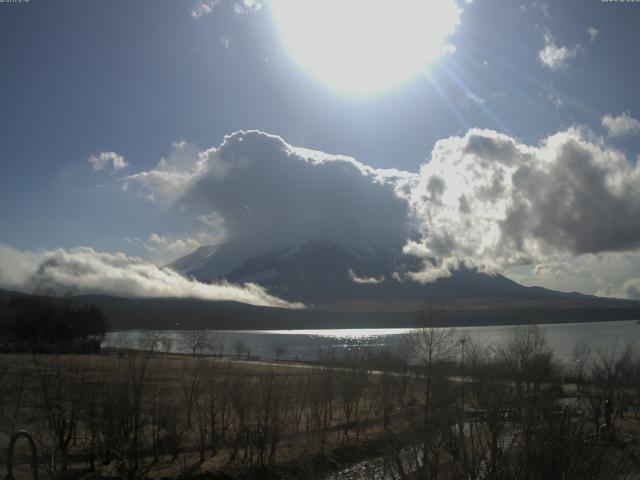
[2,0,640,300]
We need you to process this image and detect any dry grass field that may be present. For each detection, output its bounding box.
[3,326,640,479]
[0,350,417,479]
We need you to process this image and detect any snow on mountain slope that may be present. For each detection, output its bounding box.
[171,239,580,304]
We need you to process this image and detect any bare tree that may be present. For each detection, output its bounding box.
[273,345,286,362]
[159,335,174,355]
[233,339,248,359]
[201,362,233,457]
[403,312,459,477]
[404,316,456,418]
[337,347,369,439]
[138,331,160,353]
[209,332,225,356]
[570,339,592,392]
[181,329,209,356]
[0,356,28,436]
[590,341,635,431]
[32,356,79,477]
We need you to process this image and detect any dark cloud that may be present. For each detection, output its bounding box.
[130,130,414,261]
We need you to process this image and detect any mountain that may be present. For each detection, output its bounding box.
[2,241,638,331]
[171,239,589,305]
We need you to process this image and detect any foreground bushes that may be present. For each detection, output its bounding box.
[2,325,640,479]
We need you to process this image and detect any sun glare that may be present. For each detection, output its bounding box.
[269,0,461,98]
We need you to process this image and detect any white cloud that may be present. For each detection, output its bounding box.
[347,269,384,285]
[125,140,205,202]
[598,277,640,301]
[546,93,564,110]
[142,230,225,264]
[406,127,640,282]
[190,0,220,18]
[144,233,203,257]
[530,0,550,18]
[540,1,551,19]
[0,244,302,309]
[601,111,640,137]
[588,26,599,43]
[125,128,640,294]
[220,35,230,49]
[234,0,261,15]
[198,212,226,229]
[507,251,635,296]
[465,92,485,105]
[539,31,580,70]
[88,152,127,172]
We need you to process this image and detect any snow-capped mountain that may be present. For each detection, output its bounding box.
[171,239,573,304]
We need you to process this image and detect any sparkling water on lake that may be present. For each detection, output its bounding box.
[103,319,640,363]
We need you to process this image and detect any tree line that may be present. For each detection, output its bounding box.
[0,296,106,353]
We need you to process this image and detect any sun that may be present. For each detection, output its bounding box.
[269,0,461,98]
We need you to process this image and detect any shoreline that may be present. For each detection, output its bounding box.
[103,316,640,332]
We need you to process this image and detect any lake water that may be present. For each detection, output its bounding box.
[103,319,640,363]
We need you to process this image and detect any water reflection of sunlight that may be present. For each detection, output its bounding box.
[257,328,413,338]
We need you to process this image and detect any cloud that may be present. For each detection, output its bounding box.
[234,0,261,15]
[541,3,551,19]
[529,0,550,18]
[347,269,384,285]
[539,31,580,70]
[144,233,206,258]
[125,128,640,291]
[190,0,220,18]
[220,35,230,49]
[88,152,127,172]
[127,130,415,262]
[588,26,599,43]
[602,111,640,137]
[0,244,302,309]
[141,229,225,264]
[125,140,205,202]
[546,93,564,110]
[506,249,640,299]
[406,127,640,281]
[598,277,640,301]
[464,92,485,105]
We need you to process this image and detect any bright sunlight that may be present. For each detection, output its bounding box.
[269,0,461,98]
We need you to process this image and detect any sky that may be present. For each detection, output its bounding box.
[1,0,640,303]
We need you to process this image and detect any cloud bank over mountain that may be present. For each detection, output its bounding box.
[407,127,640,281]
[5,127,638,303]
[124,128,640,298]
[0,244,302,309]
[128,130,415,259]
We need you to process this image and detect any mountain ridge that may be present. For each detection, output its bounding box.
[171,239,597,304]
[3,240,639,330]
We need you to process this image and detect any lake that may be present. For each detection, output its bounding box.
[103,319,640,363]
